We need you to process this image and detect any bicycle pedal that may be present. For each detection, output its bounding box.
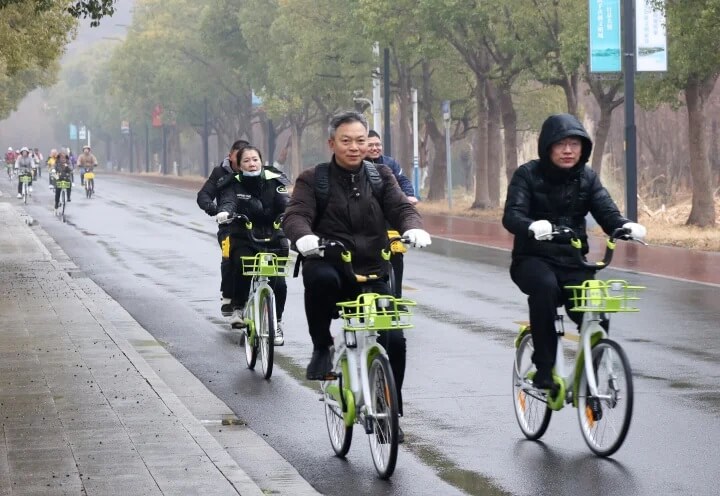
[323,371,339,381]
[364,416,374,434]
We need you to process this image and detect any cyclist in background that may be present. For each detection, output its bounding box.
[215,145,290,346]
[5,147,17,177]
[47,149,58,188]
[31,148,43,178]
[366,129,418,298]
[197,139,249,317]
[14,147,34,198]
[283,110,431,442]
[53,151,73,210]
[78,145,97,187]
[502,113,647,389]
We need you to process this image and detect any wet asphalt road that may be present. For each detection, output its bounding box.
[15,174,720,496]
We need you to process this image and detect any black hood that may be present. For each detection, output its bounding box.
[538,113,592,180]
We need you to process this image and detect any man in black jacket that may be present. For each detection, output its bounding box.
[283,111,431,442]
[197,140,249,316]
[502,113,646,389]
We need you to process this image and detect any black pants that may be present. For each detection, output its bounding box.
[229,238,287,320]
[54,184,71,208]
[390,253,404,297]
[510,258,593,373]
[303,260,407,415]
[218,231,233,300]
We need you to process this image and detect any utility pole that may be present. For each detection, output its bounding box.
[412,88,420,199]
[624,0,638,221]
[372,42,382,134]
[383,47,391,156]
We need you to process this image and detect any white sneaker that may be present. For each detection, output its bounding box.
[274,321,284,346]
[230,309,246,329]
[17,193,22,198]
[28,186,33,193]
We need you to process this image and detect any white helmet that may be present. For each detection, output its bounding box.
[20,146,29,153]
[7,147,12,151]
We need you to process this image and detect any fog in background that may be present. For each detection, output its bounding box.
[0,0,135,152]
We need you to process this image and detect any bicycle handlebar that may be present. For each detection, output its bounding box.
[543,225,646,271]
[223,213,285,244]
[309,236,410,283]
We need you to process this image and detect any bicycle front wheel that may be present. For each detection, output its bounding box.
[577,338,633,457]
[323,358,353,457]
[23,183,27,204]
[244,319,258,370]
[368,353,399,479]
[512,332,552,440]
[258,290,275,380]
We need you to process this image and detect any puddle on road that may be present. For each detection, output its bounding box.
[409,441,511,496]
[417,305,512,347]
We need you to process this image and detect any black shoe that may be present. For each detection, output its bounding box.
[67,198,71,202]
[306,347,333,380]
[397,425,405,444]
[533,368,554,389]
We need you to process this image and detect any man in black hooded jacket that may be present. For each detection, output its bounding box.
[502,113,647,389]
[197,140,249,316]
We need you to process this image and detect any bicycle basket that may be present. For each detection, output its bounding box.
[19,175,32,183]
[337,293,416,331]
[84,172,95,180]
[240,253,290,277]
[55,180,71,189]
[566,279,644,313]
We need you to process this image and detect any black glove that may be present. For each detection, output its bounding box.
[205,203,218,216]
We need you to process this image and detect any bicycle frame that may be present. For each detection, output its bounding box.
[326,326,389,428]
[242,265,277,343]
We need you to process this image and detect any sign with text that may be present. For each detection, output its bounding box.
[69,124,77,140]
[636,0,667,72]
[78,126,87,140]
[588,0,622,73]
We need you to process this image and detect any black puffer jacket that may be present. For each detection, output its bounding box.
[502,113,628,268]
[217,169,289,248]
[196,162,232,216]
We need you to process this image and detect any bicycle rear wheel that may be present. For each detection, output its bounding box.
[512,332,552,440]
[258,290,275,380]
[577,338,633,457]
[368,353,399,479]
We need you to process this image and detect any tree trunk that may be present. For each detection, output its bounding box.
[486,79,502,207]
[497,81,518,185]
[472,76,490,209]
[561,76,578,116]
[591,106,613,176]
[684,78,717,227]
[290,122,302,181]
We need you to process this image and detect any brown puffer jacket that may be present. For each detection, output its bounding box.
[283,158,422,276]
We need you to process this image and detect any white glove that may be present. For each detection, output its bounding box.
[529,220,553,240]
[296,234,321,256]
[622,222,647,240]
[403,228,432,248]
[215,211,230,224]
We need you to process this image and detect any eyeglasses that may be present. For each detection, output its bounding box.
[553,139,582,151]
[367,144,382,149]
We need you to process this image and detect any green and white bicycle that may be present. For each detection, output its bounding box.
[317,237,415,479]
[55,179,71,223]
[19,172,32,204]
[227,213,289,380]
[512,226,646,457]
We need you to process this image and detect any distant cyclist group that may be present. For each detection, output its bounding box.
[5,144,98,211]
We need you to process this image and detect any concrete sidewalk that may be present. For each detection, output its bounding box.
[0,201,319,495]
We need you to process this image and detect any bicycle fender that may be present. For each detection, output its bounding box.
[514,324,531,349]
[572,331,604,408]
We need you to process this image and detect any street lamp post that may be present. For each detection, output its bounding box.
[442,100,452,209]
[411,88,420,200]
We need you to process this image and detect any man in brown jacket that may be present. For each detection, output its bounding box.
[283,110,430,441]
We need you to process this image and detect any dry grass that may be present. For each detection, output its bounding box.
[418,190,720,252]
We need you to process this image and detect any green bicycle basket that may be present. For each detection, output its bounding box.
[240,253,291,277]
[55,180,71,189]
[19,175,32,183]
[337,293,416,331]
[566,279,644,313]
